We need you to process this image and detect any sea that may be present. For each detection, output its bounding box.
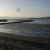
[0,18,50,38]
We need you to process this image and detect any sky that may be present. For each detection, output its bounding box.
[0,0,50,18]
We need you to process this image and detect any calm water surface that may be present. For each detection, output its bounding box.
[0,18,50,38]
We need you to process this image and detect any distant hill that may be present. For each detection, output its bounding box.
[30,17,50,19]
[44,17,50,18]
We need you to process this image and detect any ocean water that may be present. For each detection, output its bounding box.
[0,18,50,38]
[27,18,50,24]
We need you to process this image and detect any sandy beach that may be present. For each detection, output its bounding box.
[0,32,50,50]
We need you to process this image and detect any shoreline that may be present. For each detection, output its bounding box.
[0,22,50,25]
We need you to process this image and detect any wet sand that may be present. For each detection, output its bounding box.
[0,32,50,50]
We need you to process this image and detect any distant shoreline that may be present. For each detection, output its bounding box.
[0,17,50,19]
